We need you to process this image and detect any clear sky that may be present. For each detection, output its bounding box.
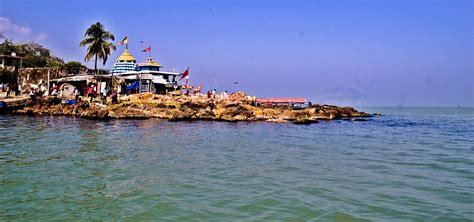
[1,0,472,107]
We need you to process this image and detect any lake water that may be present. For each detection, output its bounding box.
[1,107,473,221]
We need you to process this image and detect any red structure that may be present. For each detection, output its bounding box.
[256,98,306,106]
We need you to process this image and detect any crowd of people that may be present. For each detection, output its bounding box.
[2,79,241,106]
[185,83,231,100]
[205,89,229,100]
[85,84,118,105]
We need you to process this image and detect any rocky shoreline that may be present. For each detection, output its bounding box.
[6,93,372,124]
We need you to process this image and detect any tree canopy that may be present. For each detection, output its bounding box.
[0,38,64,68]
[79,22,116,74]
[0,38,91,74]
[64,61,86,74]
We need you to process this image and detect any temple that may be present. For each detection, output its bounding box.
[113,48,181,94]
[46,45,183,97]
[111,49,137,75]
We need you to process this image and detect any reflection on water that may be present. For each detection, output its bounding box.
[1,108,473,221]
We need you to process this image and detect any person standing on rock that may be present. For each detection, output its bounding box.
[11,83,17,97]
[212,89,217,99]
[5,83,10,98]
[28,89,36,101]
[87,86,94,103]
[111,90,118,104]
[101,88,107,105]
[74,88,80,101]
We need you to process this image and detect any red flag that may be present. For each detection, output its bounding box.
[180,68,189,80]
[141,47,151,52]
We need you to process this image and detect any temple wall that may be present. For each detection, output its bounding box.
[18,68,67,93]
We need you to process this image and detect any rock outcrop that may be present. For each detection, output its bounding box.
[10,93,371,124]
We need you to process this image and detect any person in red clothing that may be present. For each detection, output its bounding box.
[111,90,118,104]
[87,85,94,103]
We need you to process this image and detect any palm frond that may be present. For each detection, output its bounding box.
[102,31,115,41]
[80,22,116,67]
[79,37,95,47]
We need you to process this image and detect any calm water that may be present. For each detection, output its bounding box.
[1,107,473,221]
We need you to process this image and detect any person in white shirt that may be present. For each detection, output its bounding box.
[74,88,80,100]
[212,89,217,98]
[51,88,58,96]
[101,88,107,105]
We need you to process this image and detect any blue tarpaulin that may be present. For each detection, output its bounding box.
[126,81,139,91]
[65,100,77,105]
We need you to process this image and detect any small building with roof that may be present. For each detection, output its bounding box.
[1,52,22,71]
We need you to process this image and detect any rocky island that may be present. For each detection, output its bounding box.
[7,92,371,124]
[1,35,372,124]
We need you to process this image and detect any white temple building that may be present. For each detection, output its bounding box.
[112,49,180,94]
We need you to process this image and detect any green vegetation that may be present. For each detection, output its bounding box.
[64,61,86,74]
[0,38,90,75]
[0,22,117,79]
[0,39,64,68]
[79,22,116,75]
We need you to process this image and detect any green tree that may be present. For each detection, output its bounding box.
[64,61,85,74]
[79,22,116,75]
[0,39,65,68]
[47,57,65,69]
[0,38,17,54]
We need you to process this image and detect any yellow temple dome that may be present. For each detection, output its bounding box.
[116,49,136,63]
[139,56,162,67]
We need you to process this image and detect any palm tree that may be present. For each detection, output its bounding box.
[79,22,116,75]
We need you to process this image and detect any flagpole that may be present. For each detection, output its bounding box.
[186,67,189,87]
[213,74,218,91]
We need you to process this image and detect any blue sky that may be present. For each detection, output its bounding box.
[1,0,472,106]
